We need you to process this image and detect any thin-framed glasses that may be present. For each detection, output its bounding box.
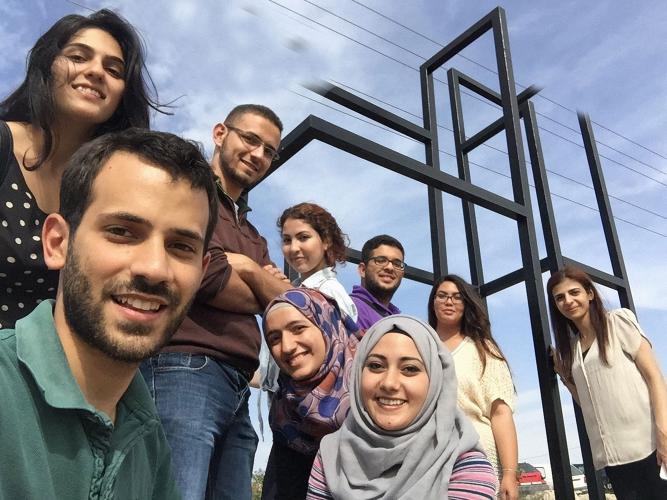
[226,125,280,162]
[367,255,405,271]
[434,292,463,304]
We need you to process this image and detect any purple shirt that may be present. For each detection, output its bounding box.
[349,285,401,332]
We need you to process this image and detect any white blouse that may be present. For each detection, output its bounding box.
[571,308,655,469]
[297,267,358,322]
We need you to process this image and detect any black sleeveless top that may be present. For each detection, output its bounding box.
[0,121,59,329]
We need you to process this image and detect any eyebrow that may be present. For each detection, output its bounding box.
[366,353,425,365]
[100,212,204,244]
[64,42,125,66]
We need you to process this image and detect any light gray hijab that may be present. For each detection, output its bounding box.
[318,314,481,499]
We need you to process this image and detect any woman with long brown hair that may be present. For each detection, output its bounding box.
[428,274,518,500]
[0,9,161,329]
[547,265,667,499]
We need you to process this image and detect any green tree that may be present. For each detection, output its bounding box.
[251,470,264,500]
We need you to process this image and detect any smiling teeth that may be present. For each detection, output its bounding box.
[117,296,161,311]
[378,398,405,406]
[75,86,102,98]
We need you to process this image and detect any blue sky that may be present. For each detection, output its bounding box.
[2,0,665,472]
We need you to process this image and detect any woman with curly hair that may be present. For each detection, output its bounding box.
[427,275,518,500]
[277,202,357,321]
[548,265,667,499]
[261,288,360,500]
[0,9,162,329]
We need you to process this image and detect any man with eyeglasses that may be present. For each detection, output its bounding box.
[140,104,291,500]
[350,234,406,331]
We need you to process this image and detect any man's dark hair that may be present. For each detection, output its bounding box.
[361,234,405,262]
[224,104,283,132]
[0,9,164,170]
[60,128,218,247]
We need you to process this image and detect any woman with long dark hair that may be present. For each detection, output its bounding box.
[427,275,519,500]
[547,265,667,499]
[0,9,161,328]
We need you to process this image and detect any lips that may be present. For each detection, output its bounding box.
[72,83,106,99]
[377,397,406,407]
[284,351,310,368]
[111,293,167,313]
[240,158,259,173]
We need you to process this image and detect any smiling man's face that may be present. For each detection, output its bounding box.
[216,112,281,195]
[58,151,210,363]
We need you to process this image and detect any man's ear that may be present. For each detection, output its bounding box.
[358,262,366,280]
[212,123,228,147]
[202,251,211,276]
[42,214,70,271]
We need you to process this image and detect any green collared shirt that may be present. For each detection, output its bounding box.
[0,301,180,500]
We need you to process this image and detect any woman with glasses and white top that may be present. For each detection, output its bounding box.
[428,275,519,500]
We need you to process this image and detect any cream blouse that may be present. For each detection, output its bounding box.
[571,308,655,470]
[451,336,515,473]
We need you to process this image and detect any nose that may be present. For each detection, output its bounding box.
[248,142,266,162]
[289,239,301,255]
[84,57,105,81]
[380,367,400,392]
[129,238,173,285]
[281,332,297,355]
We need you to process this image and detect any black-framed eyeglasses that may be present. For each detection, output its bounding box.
[226,125,280,162]
[434,292,463,304]
[367,255,405,271]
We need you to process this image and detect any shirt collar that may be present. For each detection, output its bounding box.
[215,176,252,217]
[15,300,157,423]
[352,285,400,314]
[297,267,336,287]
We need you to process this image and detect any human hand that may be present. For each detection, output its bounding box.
[263,264,290,283]
[550,346,569,382]
[225,252,257,277]
[657,432,667,467]
[499,473,519,500]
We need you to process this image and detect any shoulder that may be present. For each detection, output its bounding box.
[0,329,18,369]
[607,308,647,355]
[607,307,638,323]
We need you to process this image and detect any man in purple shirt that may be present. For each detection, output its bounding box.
[350,235,405,331]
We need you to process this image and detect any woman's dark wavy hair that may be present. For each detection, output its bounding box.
[0,9,164,170]
[546,266,609,378]
[427,274,510,375]
[277,202,349,270]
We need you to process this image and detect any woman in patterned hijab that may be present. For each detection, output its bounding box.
[261,288,359,500]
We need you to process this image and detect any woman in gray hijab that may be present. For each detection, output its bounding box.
[307,315,496,499]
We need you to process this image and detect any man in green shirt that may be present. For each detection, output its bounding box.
[0,128,220,499]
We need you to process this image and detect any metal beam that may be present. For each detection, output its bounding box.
[578,113,635,311]
[307,81,431,142]
[422,7,498,72]
[447,68,484,287]
[491,9,574,499]
[273,115,528,220]
[346,249,434,285]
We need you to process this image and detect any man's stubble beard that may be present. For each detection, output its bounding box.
[61,246,193,364]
